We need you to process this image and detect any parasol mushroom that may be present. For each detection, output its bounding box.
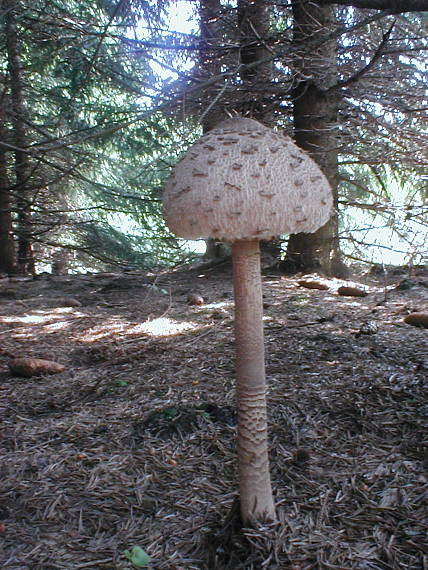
[162,117,333,524]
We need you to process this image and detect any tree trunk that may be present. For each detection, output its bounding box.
[5,0,35,275]
[199,0,231,259]
[237,0,274,125]
[204,1,276,263]
[0,112,16,274]
[198,0,225,131]
[232,239,276,524]
[237,1,284,264]
[286,1,347,277]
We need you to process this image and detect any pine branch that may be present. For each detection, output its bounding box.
[83,0,129,85]
[331,21,395,90]
[316,0,428,12]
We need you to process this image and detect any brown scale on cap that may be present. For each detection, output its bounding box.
[163,117,333,241]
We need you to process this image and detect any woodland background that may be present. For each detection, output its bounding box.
[0,0,427,275]
[1,3,428,568]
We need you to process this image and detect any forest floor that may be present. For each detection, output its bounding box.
[0,262,427,570]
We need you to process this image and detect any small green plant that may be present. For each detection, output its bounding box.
[162,407,178,419]
[124,546,151,568]
[114,380,129,387]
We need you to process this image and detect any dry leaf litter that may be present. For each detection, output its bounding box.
[0,265,427,569]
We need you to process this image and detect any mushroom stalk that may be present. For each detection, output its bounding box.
[232,239,276,523]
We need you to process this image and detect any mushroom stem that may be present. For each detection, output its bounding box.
[232,238,276,524]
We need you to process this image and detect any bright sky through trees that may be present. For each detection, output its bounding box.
[145,1,196,81]
[168,1,196,34]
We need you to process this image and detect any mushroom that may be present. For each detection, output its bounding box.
[162,117,333,524]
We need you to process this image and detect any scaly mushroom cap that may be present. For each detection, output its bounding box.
[163,117,333,240]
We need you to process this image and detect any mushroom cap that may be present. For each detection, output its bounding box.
[163,117,333,241]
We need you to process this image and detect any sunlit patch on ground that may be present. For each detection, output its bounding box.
[0,308,87,337]
[0,308,201,342]
[0,307,84,326]
[79,316,201,342]
[201,301,233,310]
[135,316,200,337]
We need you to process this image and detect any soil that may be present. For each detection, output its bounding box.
[0,264,427,569]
